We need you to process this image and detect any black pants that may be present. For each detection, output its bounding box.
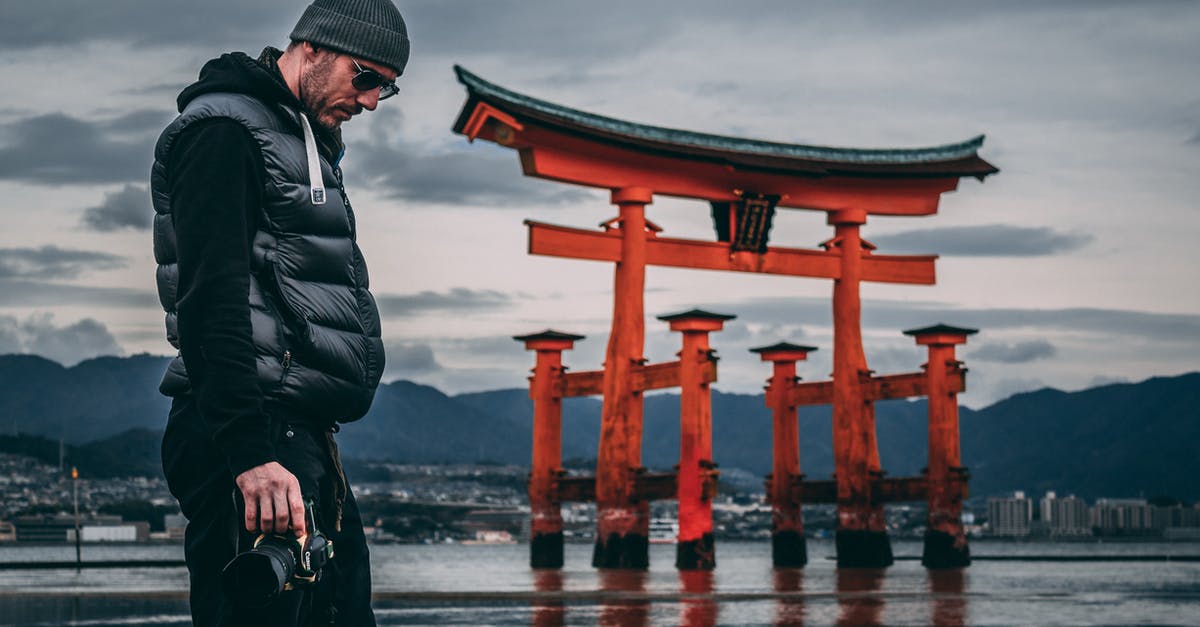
[162,397,376,627]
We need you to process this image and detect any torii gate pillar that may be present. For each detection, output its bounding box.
[751,342,819,568]
[661,309,735,570]
[829,209,892,568]
[515,330,585,569]
[594,187,654,569]
[905,324,977,569]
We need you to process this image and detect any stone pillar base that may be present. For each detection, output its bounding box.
[675,533,716,570]
[530,531,564,569]
[592,532,649,569]
[921,529,970,569]
[771,530,808,568]
[835,529,894,568]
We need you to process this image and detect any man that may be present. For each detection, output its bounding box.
[151,1,408,624]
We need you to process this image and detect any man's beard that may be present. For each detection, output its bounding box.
[299,54,339,132]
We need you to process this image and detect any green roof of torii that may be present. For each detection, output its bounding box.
[454,66,999,179]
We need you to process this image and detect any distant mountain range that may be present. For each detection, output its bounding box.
[1,353,1196,500]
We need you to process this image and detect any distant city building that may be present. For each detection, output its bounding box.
[67,522,150,543]
[460,508,528,541]
[988,491,1033,536]
[1040,491,1091,536]
[164,514,187,541]
[1155,504,1200,529]
[1091,498,1155,535]
[12,514,121,543]
[1162,505,1200,541]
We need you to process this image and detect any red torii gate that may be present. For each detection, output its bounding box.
[752,324,977,569]
[452,66,997,570]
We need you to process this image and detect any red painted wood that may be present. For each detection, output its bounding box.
[595,189,652,548]
[517,337,578,542]
[467,117,961,215]
[460,101,524,142]
[829,213,885,535]
[526,221,937,285]
[528,348,564,538]
[924,342,969,550]
[670,323,723,547]
[766,360,803,537]
[560,360,717,398]
[786,370,965,406]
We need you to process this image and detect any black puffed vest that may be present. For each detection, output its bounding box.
[151,92,384,423]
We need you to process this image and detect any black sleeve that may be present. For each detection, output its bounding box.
[169,118,277,478]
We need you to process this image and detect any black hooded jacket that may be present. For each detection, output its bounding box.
[163,49,351,476]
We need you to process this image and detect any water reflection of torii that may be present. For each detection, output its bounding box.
[453,67,997,570]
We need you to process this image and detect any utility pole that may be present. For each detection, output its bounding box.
[72,466,81,573]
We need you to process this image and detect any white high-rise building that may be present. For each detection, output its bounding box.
[988,491,1033,536]
[1092,498,1155,534]
[1040,491,1091,536]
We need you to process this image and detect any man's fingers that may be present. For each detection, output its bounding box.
[289,484,307,537]
[272,491,290,534]
[234,462,306,535]
[258,494,275,533]
[244,494,260,533]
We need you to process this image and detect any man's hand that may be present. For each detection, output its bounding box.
[235,462,306,537]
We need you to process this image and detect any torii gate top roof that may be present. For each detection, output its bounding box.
[453,66,998,181]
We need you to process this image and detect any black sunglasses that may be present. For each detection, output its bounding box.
[350,58,399,100]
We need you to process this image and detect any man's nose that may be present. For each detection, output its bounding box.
[356,88,380,112]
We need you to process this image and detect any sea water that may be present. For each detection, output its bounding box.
[1,540,1198,625]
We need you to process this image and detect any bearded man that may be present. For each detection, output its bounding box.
[151,1,408,624]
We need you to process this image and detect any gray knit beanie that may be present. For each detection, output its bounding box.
[290,0,410,75]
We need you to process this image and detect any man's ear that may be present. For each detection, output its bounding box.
[300,41,322,62]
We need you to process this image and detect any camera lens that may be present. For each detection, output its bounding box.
[221,538,297,608]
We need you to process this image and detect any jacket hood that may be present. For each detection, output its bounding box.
[177,51,296,113]
[176,49,343,161]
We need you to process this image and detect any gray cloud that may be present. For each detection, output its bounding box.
[375,287,517,317]
[1188,130,1200,145]
[870,225,1093,257]
[349,131,594,207]
[0,110,170,185]
[0,1,291,50]
[948,307,1200,340]
[969,340,1056,364]
[724,296,1200,343]
[384,342,441,374]
[989,377,1051,400]
[0,314,122,366]
[1088,375,1130,388]
[0,280,157,308]
[82,184,153,231]
[118,82,192,97]
[0,246,126,280]
[0,1,1108,52]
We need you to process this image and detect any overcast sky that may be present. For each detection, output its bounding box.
[0,1,1197,406]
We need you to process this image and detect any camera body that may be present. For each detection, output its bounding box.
[221,499,334,607]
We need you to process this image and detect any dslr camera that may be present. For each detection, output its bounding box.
[221,499,334,607]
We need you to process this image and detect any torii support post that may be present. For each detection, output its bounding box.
[829,209,893,568]
[515,329,585,569]
[660,309,735,570]
[904,324,977,569]
[594,187,654,569]
[751,342,819,568]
